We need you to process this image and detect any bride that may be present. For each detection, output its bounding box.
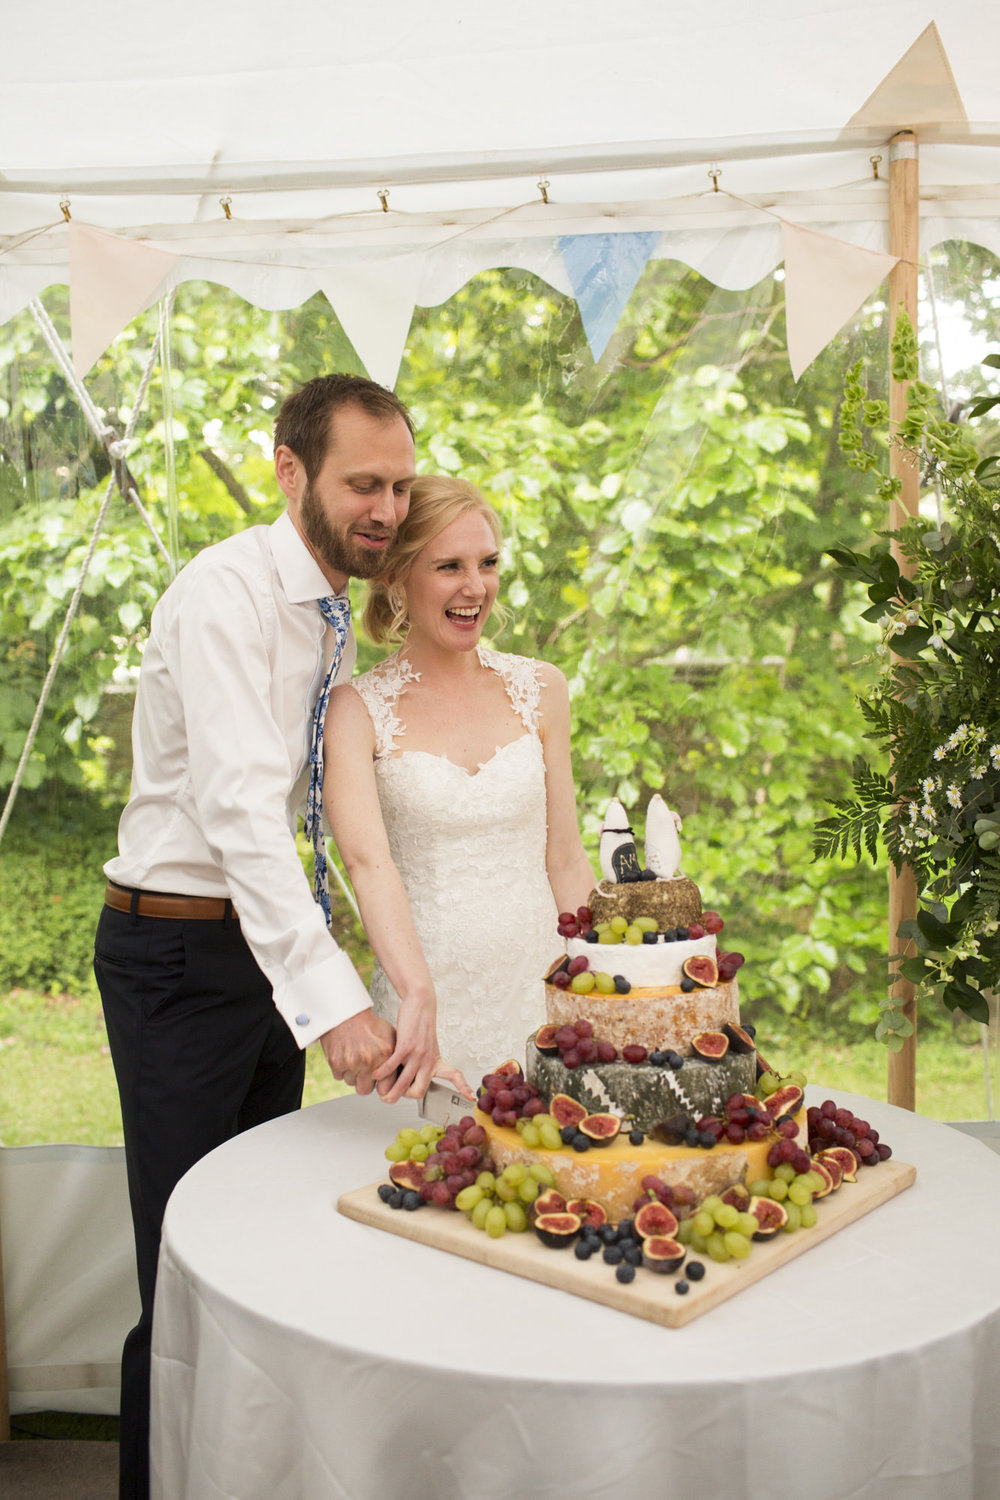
[324,474,594,1103]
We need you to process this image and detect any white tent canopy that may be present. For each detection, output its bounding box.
[3,1,1000,385]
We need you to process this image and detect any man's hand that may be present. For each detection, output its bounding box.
[320,1009,396,1095]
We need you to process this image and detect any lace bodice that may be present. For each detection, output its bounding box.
[351,648,557,1086]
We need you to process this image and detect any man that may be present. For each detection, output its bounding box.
[94,374,429,1500]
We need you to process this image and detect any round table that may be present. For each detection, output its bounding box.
[151,1089,1000,1500]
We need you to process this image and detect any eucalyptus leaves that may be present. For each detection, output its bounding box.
[814,314,1000,1040]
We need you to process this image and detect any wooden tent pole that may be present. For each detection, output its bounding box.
[887,129,920,1111]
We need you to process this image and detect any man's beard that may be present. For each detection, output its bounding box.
[300,483,394,580]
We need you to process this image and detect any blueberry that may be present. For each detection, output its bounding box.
[675,1279,690,1295]
[616,1261,637,1283]
[629,1129,645,1145]
[684,1129,701,1147]
[584,929,599,942]
[377,1183,395,1203]
[402,1191,422,1210]
[641,930,658,944]
[613,974,631,993]
[572,1133,591,1152]
[744,1022,756,1037]
[560,1124,578,1144]
[623,1243,643,1266]
[676,926,690,940]
[647,1050,664,1067]
[686,1261,706,1281]
[698,1131,717,1148]
[662,927,677,942]
[574,1241,594,1260]
[667,1052,685,1070]
[680,977,695,993]
[603,1244,623,1265]
[389,1189,406,1209]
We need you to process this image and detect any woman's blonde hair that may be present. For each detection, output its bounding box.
[363,474,506,645]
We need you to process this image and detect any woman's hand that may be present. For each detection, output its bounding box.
[372,996,474,1103]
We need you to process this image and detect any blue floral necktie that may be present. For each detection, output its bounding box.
[304,594,351,924]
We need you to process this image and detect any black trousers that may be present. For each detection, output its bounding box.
[95,904,306,1500]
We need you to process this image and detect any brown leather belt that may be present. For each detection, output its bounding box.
[104,883,238,922]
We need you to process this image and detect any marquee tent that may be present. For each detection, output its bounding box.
[2,0,1000,1427]
[2,0,1000,385]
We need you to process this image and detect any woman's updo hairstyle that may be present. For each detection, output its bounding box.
[364,474,505,645]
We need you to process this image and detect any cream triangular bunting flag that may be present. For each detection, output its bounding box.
[316,256,423,390]
[70,223,178,378]
[783,222,898,381]
[843,21,966,131]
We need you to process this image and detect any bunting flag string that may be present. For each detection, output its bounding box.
[782,221,898,381]
[558,231,661,364]
[69,223,178,379]
[316,255,424,391]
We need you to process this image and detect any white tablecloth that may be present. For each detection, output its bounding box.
[151,1089,1000,1500]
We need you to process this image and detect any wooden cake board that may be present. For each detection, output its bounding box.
[338,1158,915,1328]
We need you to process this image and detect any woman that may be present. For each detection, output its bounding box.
[324,475,594,1104]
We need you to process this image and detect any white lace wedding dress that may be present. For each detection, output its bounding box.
[352,645,558,1088]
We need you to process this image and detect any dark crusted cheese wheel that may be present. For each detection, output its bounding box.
[586,876,702,930]
[526,1035,757,1135]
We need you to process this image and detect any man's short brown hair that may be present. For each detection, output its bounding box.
[274,375,414,482]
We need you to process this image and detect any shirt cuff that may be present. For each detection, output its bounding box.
[272,947,373,1048]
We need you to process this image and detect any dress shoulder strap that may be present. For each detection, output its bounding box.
[477,646,542,731]
[352,652,420,758]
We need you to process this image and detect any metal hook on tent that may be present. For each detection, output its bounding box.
[708,168,722,194]
[537,179,550,204]
[59,198,71,221]
[870,155,883,182]
[377,188,390,213]
[220,196,233,220]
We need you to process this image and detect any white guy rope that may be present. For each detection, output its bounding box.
[0,310,169,846]
[28,297,175,569]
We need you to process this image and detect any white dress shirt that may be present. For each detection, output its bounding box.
[105,511,371,1045]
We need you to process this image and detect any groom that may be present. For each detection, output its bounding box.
[94,373,419,1500]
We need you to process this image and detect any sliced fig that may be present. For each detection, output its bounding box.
[721,1022,756,1054]
[683,955,719,987]
[633,1201,680,1240]
[565,1198,608,1230]
[764,1083,805,1122]
[549,1093,589,1129]
[809,1158,835,1197]
[819,1146,858,1182]
[641,1236,686,1273]
[492,1059,523,1078]
[544,956,571,982]
[753,1045,777,1079]
[532,1188,568,1218]
[533,1023,562,1055]
[719,1183,751,1211]
[691,1031,730,1060]
[388,1161,426,1190]
[578,1113,623,1146]
[533,1212,581,1248]
[748,1196,788,1240]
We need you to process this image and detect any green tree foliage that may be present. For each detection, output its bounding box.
[2,251,998,1038]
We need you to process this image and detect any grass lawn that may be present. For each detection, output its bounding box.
[0,987,995,1146]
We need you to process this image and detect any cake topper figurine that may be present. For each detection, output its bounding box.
[599,798,642,883]
[644,794,683,880]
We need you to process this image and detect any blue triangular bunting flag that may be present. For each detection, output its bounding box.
[559,232,661,362]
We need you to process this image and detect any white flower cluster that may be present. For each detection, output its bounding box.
[898,724,995,858]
